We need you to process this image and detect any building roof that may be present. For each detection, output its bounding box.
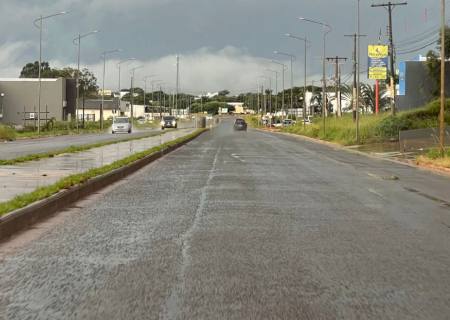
[83,99,120,110]
[0,78,60,82]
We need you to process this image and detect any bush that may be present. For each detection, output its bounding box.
[0,125,16,141]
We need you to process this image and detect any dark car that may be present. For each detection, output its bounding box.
[160,116,177,130]
[233,118,247,131]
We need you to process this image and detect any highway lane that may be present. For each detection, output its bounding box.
[1,119,450,319]
[0,129,159,160]
[0,120,195,160]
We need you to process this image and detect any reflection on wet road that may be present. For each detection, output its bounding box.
[0,129,195,202]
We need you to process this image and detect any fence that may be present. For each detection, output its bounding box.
[399,126,450,152]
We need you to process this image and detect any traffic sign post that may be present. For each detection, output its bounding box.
[368,45,389,115]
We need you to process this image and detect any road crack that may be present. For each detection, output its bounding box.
[163,146,221,320]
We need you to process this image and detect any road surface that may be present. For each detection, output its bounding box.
[1,120,195,160]
[0,129,159,160]
[1,119,450,319]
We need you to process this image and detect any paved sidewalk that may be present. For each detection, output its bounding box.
[0,129,195,203]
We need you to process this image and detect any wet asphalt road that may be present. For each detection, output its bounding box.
[0,129,159,160]
[1,119,450,319]
[0,119,196,160]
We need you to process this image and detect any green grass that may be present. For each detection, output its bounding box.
[0,130,170,165]
[15,120,114,139]
[0,125,16,141]
[282,99,450,146]
[417,148,450,169]
[244,115,263,128]
[0,129,206,217]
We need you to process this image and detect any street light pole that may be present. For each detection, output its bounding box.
[143,75,156,111]
[129,65,144,131]
[0,93,4,119]
[271,60,287,119]
[286,34,311,126]
[266,69,279,114]
[275,51,296,119]
[117,58,136,114]
[440,0,446,156]
[299,17,332,134]
[73,30,98,132]
[33,11,67,135]
[100,49,121,130]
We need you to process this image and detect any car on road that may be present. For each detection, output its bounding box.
[112,117,132,134]
[233,118,247,131]
[282,119,296,127]
[160,116,177,130]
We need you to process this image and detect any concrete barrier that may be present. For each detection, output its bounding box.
[0,129,207,242]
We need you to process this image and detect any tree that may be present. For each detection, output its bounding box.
[341,83,388,113]
[19,62,99,97]
[20,61,55,78]
[437,25,450,59]
[425,25,450,97]
[218,90,230,96]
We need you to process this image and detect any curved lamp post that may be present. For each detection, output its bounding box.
[100,49,121,129]
[34,11,68,135]
[298,17,332,132]
[73,30,98,130]
[285,33,311,125]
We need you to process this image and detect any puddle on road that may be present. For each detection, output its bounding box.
[0,129,195,203]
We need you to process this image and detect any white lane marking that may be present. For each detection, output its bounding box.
[368,188,384,199]
[231,153,245,163]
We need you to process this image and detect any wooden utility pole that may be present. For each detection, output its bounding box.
[440,0,446,156]
[326,56,347,117]
[345,34,366,119]
[371,1,407,116]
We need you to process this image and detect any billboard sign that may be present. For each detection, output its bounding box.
[398,61,406,96]
[368,45,389,80]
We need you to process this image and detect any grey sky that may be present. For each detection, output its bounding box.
[0,0,443,93]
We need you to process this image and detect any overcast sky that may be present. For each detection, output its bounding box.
[0,0,443,94]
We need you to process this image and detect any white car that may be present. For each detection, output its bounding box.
[112,117,132,134]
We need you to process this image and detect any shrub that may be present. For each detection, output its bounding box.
[0,125,16,141]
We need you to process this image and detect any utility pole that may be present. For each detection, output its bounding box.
[371,1,407,116]
[345,32,366,142]
[440,0,446,156]
[175,55,180,116]
[326,56,347,117]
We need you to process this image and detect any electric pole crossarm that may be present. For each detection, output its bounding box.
[371,1,408,116]
[370,2,407,8]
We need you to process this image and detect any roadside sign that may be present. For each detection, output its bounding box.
[368,45,389,80]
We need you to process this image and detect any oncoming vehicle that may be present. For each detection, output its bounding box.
[233,118,247,131]
[161,116,177,130]
[112,117,132,134]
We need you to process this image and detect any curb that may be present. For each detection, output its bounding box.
[257,129,450,178]
[0,129,207,242]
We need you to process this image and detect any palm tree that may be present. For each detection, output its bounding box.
[340,83,388,114]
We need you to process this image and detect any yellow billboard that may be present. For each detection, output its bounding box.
[368,45,389,59]
[368,45,389,80]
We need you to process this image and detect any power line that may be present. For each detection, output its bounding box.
[371,1,408,115]
[397,39,438,55]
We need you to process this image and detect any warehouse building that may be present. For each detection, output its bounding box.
[0,78,76,126]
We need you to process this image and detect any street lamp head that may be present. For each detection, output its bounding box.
[273,50,279,54]
[285,33,292,37]
[0,93,4,97]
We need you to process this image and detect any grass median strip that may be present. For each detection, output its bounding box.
[0,131,172,166]
[0,129,206,217]
[416,148,450,169]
